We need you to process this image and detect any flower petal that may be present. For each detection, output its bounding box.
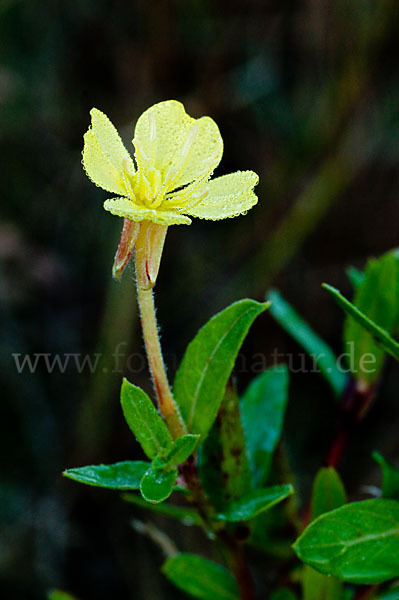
[184,171,259,220]
[82,109,135,196]
[90,108,135,173]
[82,130,127,195]
[134,100,223,190]
[104,197,192,226]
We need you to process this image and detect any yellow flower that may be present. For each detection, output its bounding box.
[82,100,259,227]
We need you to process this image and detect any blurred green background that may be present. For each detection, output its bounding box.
[1,1,398,598]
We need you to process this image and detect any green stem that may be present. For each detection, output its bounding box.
[180,459,255,600]
[136,282,186,439]
[134,226,255,599]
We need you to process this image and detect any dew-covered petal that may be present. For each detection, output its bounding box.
[134,100,223,190]
[83,129,128,195]
[184,171,259,220]
[90,108,136,173]
[104,197,192,226]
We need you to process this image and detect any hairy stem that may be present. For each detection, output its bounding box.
[134,237,256,599]
[135,281,186,439]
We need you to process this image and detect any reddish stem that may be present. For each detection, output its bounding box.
[326,378,376,469]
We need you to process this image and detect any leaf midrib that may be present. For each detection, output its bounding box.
[187,308,255,430]
[304,527,399,551]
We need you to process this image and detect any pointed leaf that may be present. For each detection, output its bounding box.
[122,493,202,525]
[240,365,289,487]
[63,461,149,489]
[121,378,173,460]
[373,452,399,500]
[304,467,346,600]
[217,484,294,522]
[162,553,239,600]
[293,499,399,584]
[342,249,399,381]
[140,466,177,503]
[323,283,399,363]
[174,299,269,439]
[267,289,347,397]
[310,467,347,520]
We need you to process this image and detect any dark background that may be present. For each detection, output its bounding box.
[1,1,398,598]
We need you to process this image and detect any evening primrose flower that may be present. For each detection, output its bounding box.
[82,100,259,284]
[83,100,259,226]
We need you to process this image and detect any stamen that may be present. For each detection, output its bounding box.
[121,170,135,198]
[133,137,150,166]
[149,168,178,209]
[166,165,214,206]
[123,157,135,177]
[163,186,209,211]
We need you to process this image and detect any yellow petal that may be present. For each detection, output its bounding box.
[90,108,135,173]
[134,100,223,190]
[82,109,135,195]
[184,171,259,220]
[82,130,126,195]
[104,197,192,226]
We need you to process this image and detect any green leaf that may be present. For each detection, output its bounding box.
[218,386,252,502]
[140,466,178,503]
[197,424,226,512]
[63,461,149,489]
[346,266,365,289]
[293,499,399,584]
[310,467,347,520]
[122,493,203,525]
[323,283,399,364]
[121,378,173,460]
[240,365,289,487]
[174,299,269,439]
[342,249,399,382]
[198,386,251,511]
[217,484,294,522]
[304,467,347,600]
[155,434,199,469]
[303,568,343,600]
[162,553,239,600]
[373,452,399,500]
[267,289,347,397]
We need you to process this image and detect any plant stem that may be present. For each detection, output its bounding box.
[180,458,255,600]
[135,281,186,439]
[134,242,256,599]
[222,535,256,600]
[326,378,376,468]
